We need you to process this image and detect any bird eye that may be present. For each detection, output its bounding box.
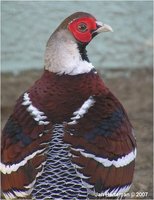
[78,23,88,32]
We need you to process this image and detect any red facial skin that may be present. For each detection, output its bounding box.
[68,17,97,43]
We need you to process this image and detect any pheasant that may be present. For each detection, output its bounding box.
[1,12,136,199]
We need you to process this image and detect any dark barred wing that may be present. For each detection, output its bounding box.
[64,92,136,198]
[1,93,52,199]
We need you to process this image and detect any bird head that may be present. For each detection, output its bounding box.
[56,12,113,45]
[67,12,113,44]
[45,12,113,75]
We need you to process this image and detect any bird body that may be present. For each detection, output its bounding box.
[1,12,136,199]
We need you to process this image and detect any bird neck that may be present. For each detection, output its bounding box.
[77,42,90,62]
[44,30,94,75]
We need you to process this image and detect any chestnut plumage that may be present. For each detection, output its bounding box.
[1,12,136,199]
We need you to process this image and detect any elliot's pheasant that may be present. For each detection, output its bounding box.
[1,12,136,199]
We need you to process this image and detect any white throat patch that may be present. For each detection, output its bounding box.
[44,30,94,75]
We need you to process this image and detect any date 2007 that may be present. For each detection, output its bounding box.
[128,191,149,198]
[135,192,148,198]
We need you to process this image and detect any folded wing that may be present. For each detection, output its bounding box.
[64,92,136,198]
[1,92,53,199]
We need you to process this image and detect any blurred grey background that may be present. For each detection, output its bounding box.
[1,1,153,73]
[1,2,153,198]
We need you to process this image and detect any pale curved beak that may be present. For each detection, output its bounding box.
[95,21,113,33]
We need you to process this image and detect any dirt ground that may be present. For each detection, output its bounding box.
[1,67,153,199]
